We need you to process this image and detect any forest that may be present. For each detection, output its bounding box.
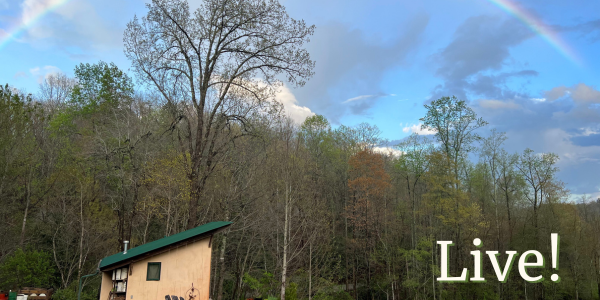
[1,0,600,300]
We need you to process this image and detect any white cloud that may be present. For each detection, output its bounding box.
[568,192,600,203]
[541,128,600,165]
[22,0,62,24]
[30,65,61,83]
[274,84,315,124]
[571,83,600,104]
[228,79,315,124]
[401,123,436,135]
[373,146,403,157]
[476,85,600,196]
[579,126,600,136]
[544,83,600,104]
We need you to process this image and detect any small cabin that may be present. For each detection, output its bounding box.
[99,221,231,300]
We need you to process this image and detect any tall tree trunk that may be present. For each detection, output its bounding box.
[407,177,415,250]
[188,172,200,229]
[505,187,512,246]
[432,238,436,300]
[345,192,349,293]
[19,166,34,247]
[216,227,229,300]
[533,192,539,246]
[596,253,600,299]
[19,190,30,247]
[354,254,358,300]
[280,184,290,300]
[78,180,85,285]
[309,242,312,300]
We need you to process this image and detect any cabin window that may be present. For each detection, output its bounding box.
[147,262,161,281]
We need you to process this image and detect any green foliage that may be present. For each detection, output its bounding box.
[0,84,40,150]
[0,84,35,127]
[71,61,133,111]
[52,282,97,300]
[243,272,278,298]
[0,85,39,184]
[313,290,353,300]
[49,61,133,133]
[301,115,330,132]
[51,288,76,300]
[300,114,334,160]
[420,95,488,158]
[284,282,297,300]
[0,248,56,290]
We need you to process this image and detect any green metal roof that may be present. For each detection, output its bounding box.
[99,221,231,270]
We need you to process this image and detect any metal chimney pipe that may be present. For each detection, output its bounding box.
[123,241,129,254]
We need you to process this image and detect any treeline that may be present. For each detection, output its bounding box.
[1,65,600,300]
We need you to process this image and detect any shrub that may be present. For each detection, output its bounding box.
[0,248,56,290]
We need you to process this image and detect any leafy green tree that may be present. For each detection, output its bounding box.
[420,96,488,290]
[0,248,56,290]
[313,291,353,300]
[243,272,278,298]
[0,85,37,201]
[420,96,488,178]
[71,61,134,110]
[50,61,134,133]
[285,282,298,300]
[300,115,333,161]
[0,85,46,248]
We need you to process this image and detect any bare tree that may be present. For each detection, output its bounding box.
[517,148,559,244]
[124,0,315,229]
[480,129,507,249]
[39,73,76,110]
[395,133,433,250]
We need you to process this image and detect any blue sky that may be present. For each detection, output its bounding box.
[1,0,600,198]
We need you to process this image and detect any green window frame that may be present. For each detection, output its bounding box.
[146,262,161,281]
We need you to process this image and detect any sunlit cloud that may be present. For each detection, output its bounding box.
[401,123,436,135]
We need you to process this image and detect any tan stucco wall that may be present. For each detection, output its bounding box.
[100,271,114,300]
[99,238,213,300]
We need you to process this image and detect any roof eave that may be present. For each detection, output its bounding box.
[99,222,231,271]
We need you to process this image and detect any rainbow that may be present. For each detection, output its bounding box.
[487,0,582,66]
[0,0,71,50]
